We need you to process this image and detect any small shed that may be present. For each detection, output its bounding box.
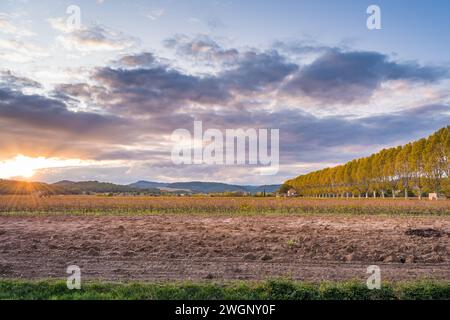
[287,188,298,197]
[429,193,438,200]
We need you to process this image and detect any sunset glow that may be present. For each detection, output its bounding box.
[0,155,84,179]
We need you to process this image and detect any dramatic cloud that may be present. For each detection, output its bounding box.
[0,71,141,159]
[164,35,298,91]
[221,50,298,92]
[0,82,174,164]
[3,75,449,182]
[284,49,448,103]
[91,66,230,114]
[59,50,235,116]
[59,47,298,115]
[0,87,130,139]
[2,33,449,183]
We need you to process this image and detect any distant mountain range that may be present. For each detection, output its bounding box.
[0,179,280,195]
[129,181,281,194]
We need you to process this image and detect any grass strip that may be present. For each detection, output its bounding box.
[0,279,448,300]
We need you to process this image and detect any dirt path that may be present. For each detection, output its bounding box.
[0,215,449,282]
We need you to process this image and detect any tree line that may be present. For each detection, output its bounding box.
[284,126,449,199]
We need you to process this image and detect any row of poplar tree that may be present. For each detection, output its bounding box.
[284,126,449,198]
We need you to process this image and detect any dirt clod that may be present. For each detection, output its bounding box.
[87,248,100,256]
[243,253,257,261]
[405,228,445,238]
[261,254,273,261]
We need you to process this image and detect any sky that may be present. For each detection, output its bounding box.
[0,0,449,185]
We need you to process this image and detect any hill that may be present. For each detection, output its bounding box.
[0,180,161,195]
[0,179,280,196]
[283,126,449,198]
[52,180,160,195]
[128,181,281,194]
[0,179,64,195]
[127,181,169,189]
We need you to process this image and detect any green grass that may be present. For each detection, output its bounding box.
[0,279,448,300]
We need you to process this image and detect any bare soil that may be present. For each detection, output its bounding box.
[0,215,449,282]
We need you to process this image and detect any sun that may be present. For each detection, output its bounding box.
[0,155,84,180]
[0,155,37,179]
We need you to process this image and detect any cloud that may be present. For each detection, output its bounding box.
[97,66,230,113]
[164,34,239,64]
[165,35,297,91]
[53,23,138,52]
[47,17,71,33]
[58,54,231,115]
[145,8,165,20]
[59,46,298,116]
[2,73,449,183]
[206,17,226,30]
[0,71,139,160]
[221,50,298,92]
[0,71,42,90]
[164,37,449,104]
[0,74,175,162]
[114,52,157,68]
[0,38,48,62]
[57,42,450,122]
[0,13,35,37]
[273,39,332,56]
[284,49,448,103]
[0,87,130,139]
[3,35,449,183]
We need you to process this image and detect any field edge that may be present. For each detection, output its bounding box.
[0,279,449,300]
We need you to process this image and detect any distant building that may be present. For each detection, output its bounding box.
[287,188,298,197]
[429,193,438,200]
